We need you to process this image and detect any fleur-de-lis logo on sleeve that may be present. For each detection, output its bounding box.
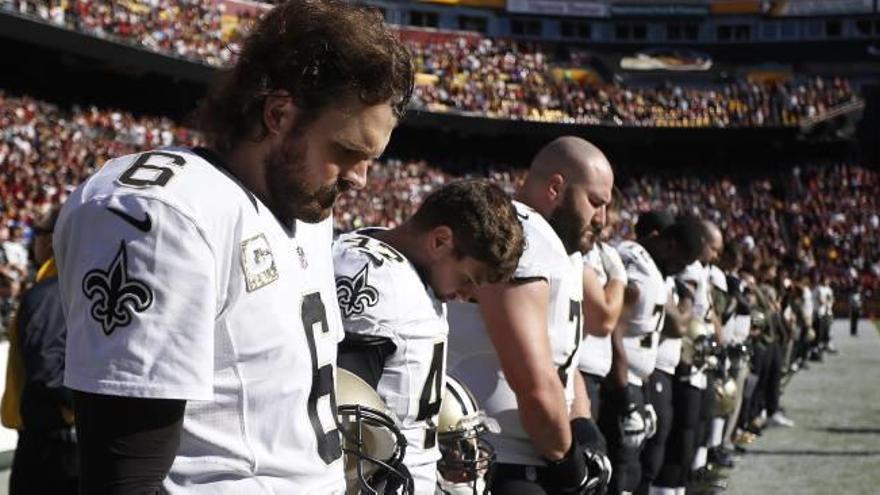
[81,241,154,335]
[336,264,379,318]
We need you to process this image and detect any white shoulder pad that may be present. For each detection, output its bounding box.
[617,241,653,280]
[332,231,416,339]
[709,265,728,292]
[55,192,217,400]
[678,260,704,284]
[583,245,602,273]
[513,202,567,280]
[67,148,258,237]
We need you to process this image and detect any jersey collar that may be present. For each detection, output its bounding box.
[191,147,259,213]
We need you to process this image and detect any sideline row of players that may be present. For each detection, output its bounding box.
[40,1,818,494]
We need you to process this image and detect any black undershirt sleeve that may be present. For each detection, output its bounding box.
[74,391,186,495]
[337,333,397,390]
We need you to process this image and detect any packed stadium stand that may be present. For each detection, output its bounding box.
[0,0,876,308]
[0,90,877,332]
[1,0,865,127]
[0,1,879,491]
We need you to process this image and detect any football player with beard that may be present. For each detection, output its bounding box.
[599,217,702,495]
[576,190,626,490]
[52,2,413,492]
[447,137,614,494]
[578,191,627,423]
[333,180,525,494]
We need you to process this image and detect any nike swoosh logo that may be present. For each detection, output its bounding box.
[107,206,152,233]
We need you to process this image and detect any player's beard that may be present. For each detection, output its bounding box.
[265,132,344,224]
[547,189,589,254]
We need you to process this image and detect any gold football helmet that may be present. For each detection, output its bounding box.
[336,368,412,494]
[712,376,739,416]
[681,319,721,370]
[436,374,499,495]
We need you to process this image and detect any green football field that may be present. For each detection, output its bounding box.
[727,320,880,495]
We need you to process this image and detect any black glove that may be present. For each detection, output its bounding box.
[609,386,648,449]
[571,418,612,493]
[571,417,607,454]
[543,439,589,494]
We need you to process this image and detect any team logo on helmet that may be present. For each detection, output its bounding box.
[336,264,379,318]
[82,241,154,335]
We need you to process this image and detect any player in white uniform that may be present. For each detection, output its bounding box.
[714,242,752,465]
[448,137,614,494]
[658,220,724,494]
[626,213,699,495]
[53,3,413,491]
[333,181,524,494]
[814,276,835,356]
[578,196,627,423]
[600,217,701,495]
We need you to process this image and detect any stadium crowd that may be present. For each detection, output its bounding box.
[1,91,876,336]
[0,92,201,334]
[2,0,256,66]
[2,1,859,127]
[334,154,879,299]
[409,37,856,127]
[1,1,877,493]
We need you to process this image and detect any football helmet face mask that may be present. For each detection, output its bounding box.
[436,374,498,495]
[682,319,722,371]
[336,368,413,495]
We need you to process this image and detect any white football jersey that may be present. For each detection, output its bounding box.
[578,244,613,378]
[55,147,345,493]
[332,229,447,477]
[617,241,667,386]
[677,261,712,389]
[680,261,713,324]
[709,265,728,293]
[800,286,814,326]
[727,314,751,344]
[447,201,583,465]
[656,276,681,374]
[815,285,834,317]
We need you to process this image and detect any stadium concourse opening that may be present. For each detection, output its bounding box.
[0,0,878,493]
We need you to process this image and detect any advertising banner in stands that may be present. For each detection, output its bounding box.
[507,0,611,18]
[768,0,875,16]
[611,4,710,16]
[419,0,506,7]
[620,48,713,71]
[709,1,764,15]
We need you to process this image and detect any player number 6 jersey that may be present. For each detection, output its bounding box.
[54,148,345,493]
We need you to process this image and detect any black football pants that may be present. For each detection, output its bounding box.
[583,371,604,421]
[654,367,702,488]
[637,370,674,494]
[599,383,646,494]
